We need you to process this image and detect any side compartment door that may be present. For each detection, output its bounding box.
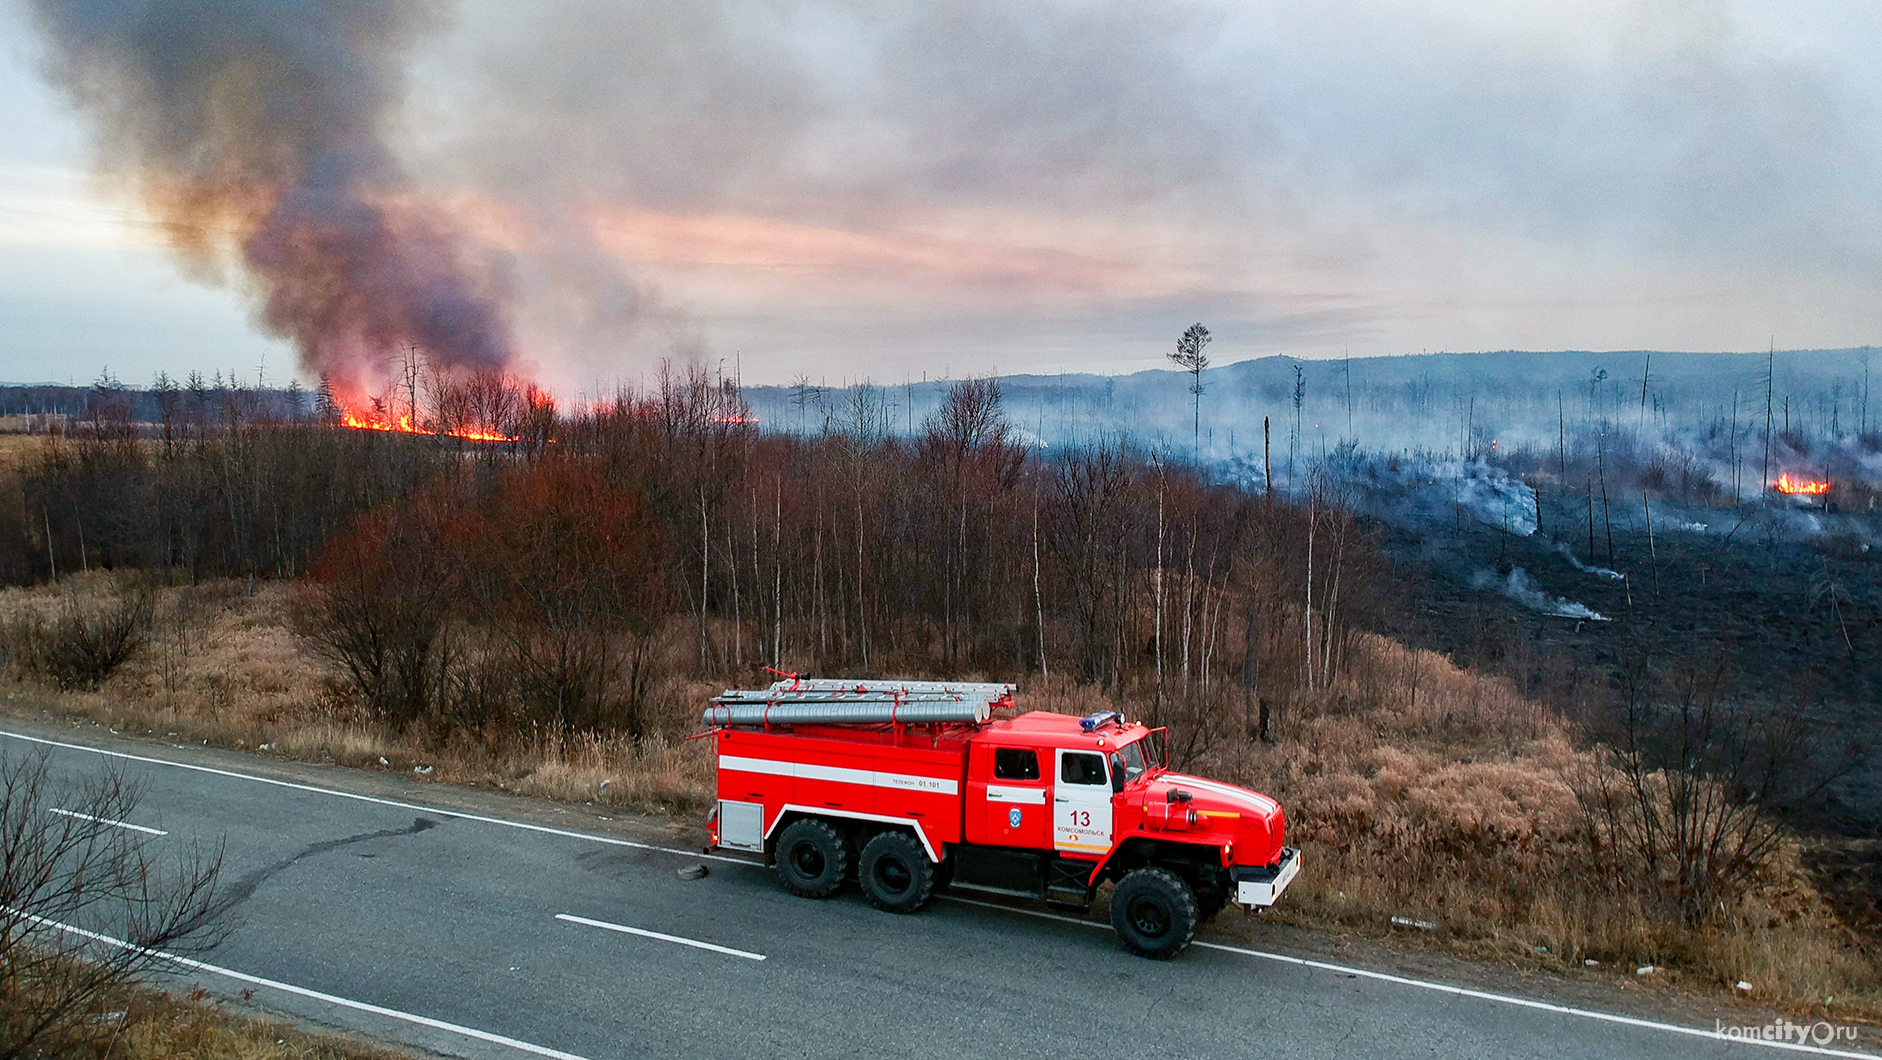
[1053,749,1113,856]
[982,746,1049,848]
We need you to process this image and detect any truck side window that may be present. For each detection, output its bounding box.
[993,748,1040,781]
[1061,752,1108,785]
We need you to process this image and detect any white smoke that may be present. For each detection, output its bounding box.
[1472,567,1608,621]
[1553,542,1624,580]
[1353,459,1539,536]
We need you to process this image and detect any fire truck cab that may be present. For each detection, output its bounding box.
[704,678,1300,958]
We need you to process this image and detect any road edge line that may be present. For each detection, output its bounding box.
[18,910,594,1060]
[0,728,747,864]
[942,897,1876,1058]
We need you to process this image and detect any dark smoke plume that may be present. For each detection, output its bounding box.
[25,0,511,384]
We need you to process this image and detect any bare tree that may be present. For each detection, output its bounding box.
[1169,324,1211,450]
[920,379,1024,666]
[1580,662,1856,923]
[0,749,224,1059]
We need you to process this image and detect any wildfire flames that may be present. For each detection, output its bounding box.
[339,405,515,443]
[1772,473,1830,496]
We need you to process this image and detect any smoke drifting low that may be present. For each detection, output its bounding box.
[1471,568,1607,623]
[25,0,512,387]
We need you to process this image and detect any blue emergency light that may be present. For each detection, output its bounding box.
[1079,710,1123,733]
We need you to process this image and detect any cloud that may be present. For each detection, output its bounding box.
[418,0,1882,378]
[14,0,1882,385]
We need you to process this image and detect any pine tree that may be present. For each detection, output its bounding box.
[1168,323,1211,450]
[315,374,338,425]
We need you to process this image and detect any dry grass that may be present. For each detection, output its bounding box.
[0,431,49,470]
[506,729,713,812]
[1181,632,1878,1020]
[1,576,1874,1023]
[0,575,714,817]
[54,982,409,1060]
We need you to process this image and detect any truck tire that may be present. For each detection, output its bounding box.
[1110,867,1200,959]
[859,831,936,913]
[775,818,850,898]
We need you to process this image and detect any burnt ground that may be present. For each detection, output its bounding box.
[1368,499,1882,945]
[1375,501,1880,713]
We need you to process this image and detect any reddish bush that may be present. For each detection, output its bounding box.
[299,457,671,736]
[298,485,474,727]
[467,457,669,734]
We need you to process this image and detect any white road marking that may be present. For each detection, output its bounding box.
[555,913,766,961]
[12,728,1870,1058]
[942,896,1878,1059]
[0,729,749,864]
[47,807,167,835]
[20,910,593,1060]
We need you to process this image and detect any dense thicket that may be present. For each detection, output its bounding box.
[13,369,1385,747]
[19,423,453,582]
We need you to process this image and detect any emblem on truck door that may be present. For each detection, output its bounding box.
[1009,807,1022,828]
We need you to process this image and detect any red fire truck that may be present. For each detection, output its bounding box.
[703,676,1300,958]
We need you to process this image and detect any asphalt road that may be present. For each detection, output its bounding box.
[1,721,1872,1060]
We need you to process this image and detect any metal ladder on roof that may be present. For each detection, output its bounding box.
[712,675,1016,706]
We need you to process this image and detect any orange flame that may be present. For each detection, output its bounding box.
[338,405,515,443]
[1772,473,1829,495]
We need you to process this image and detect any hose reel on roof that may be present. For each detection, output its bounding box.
[702,677,1013,728]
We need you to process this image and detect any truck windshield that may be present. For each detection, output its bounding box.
[1114,739,1148,784]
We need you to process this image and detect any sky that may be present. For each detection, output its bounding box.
[2,0,1880,392]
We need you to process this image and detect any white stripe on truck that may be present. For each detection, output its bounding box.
[1168,776,1279,816]
[720,755,960,796]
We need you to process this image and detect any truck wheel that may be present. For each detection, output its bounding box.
[859,831,936,913]
[774,818,850,898]
[1110,867,1200,959]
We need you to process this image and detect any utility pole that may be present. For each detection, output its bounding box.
[404,344,421,428]
[1343,348,1353,442]
[1730,388,1740,505]
[1263,416,1273,504]
[1290,364,1304,490]
[1598,438,1614,562]
[1862,346,1871,436]
[1639,354,1650,434]
[1763,342,1775,497]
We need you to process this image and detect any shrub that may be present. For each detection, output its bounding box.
[295,488,470,728]
[465,458,668,736]
[1,580,153,690]
[298,458,671,737]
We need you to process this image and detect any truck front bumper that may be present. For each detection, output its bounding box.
[1232,846,1301,908]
